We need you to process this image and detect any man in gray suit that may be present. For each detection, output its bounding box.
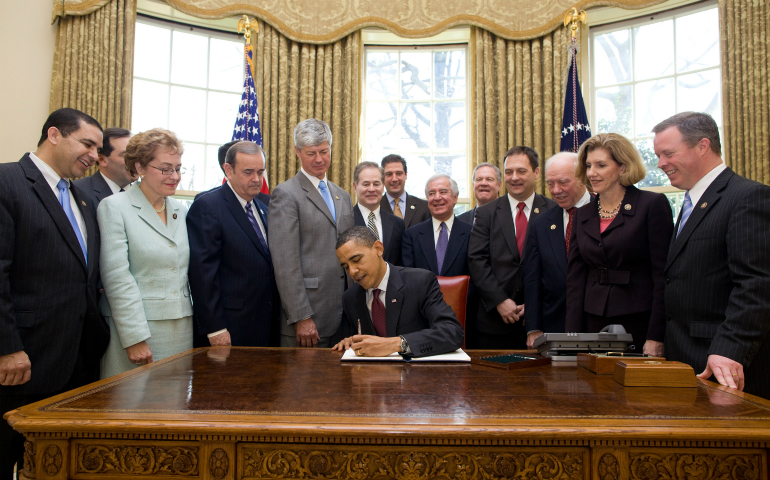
[655,112,770,399]
[74,127,136,206]
[268,119,354,347]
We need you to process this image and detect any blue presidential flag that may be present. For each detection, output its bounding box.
[560,47,591,153]
[232,43,262,146]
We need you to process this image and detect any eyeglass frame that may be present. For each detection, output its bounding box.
[146,164,182,176]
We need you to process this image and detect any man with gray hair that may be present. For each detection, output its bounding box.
[402,173,472,277]
[187,141,278,347]
[458,162,502,224]
[655,111,770,399]
[268,119,354,348]
[352,161,405,265]
[521,152,591,348]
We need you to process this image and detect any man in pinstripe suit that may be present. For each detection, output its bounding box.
[0,108,110,477]
[655,112,770,399]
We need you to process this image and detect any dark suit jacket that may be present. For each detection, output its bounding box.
[187,184,277,346]
[353,204,405,266]
[0,155,108,395]
[195,184,270,206]
[456,206,476,225]
[664,168,770,399]
[468,193,557,338]
[565,186,673,342]
[335,265,464,357]
[522,205,571,334]
[402,217,472,277]
[72,170,115,207]
[380,193,431,229]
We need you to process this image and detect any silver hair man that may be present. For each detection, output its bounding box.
[294,118,333,150]
[472,162,502,184]
[424,173,459,197]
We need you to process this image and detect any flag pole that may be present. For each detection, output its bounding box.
[559,8,591,153]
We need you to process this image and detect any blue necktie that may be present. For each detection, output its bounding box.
[318,180,336,222]
[436,222,448,274]
[245,202,270,258]
[677,192,693,237]
[57,179,87,264]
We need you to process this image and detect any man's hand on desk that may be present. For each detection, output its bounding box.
[526,331,542,349]
[333,335,401,357]
[126,341,153,366]
[496,299,522,324]
[0,350,31,386]
[697,354,744,391]
[642,339,664,357]
[295,317,320,347]
[208,330,231,346]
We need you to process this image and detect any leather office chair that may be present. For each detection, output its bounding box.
[437,275,470,348]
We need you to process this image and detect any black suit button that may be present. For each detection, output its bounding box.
[79,314,85,321]
[754,342,760,347]
[666,278,670,284]
[598,242,602,247]
[340,274,344,278]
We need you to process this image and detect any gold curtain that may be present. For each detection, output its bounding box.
[471,26,573,196]
[719,0,770,185]
[50,0,136,177]
[254,20,362,195]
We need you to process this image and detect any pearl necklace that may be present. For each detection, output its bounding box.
[597,190,625,219]
[155,202,166,213]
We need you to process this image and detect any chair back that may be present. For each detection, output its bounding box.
[437,275,470,348]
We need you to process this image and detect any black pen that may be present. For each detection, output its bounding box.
[606,352,649,357]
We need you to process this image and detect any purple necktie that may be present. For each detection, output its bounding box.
[371,288,387,337]
[436,221,448,274]
[245,202,269,256]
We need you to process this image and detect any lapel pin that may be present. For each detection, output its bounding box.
[700,202,707,209]
[173,213,178,219]
[624,204,632,210]
[80,200,86,207]
[391,299,397,303]
[335,195,339,200]
[550,224,556,230]
[410,205,415,210]
[534,208,539,214]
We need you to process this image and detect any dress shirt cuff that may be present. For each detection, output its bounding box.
[207,328,228,338]
[526,330,542,336]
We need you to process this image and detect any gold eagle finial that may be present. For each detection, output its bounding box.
[564,8,587,39]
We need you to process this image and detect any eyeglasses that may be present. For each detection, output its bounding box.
[147,164,182,176]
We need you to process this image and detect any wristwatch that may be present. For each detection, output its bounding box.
[399,335,408,354]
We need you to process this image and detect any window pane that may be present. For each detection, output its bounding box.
[595,85,632,136]
[169,86,206,142]
[131,79,169,133]
[179,143,206,191]
[436,154,468,197]
[206,91,241,144]
[434,51,465,99]
[208,38,244,93]
[676,9,720,73]
[134,23,171,82]
[434,102,465,149]
[677,69,721,121]
[170,31,209,88]
[635,138,670,188]
[206,144,224,190]
[401,52,431,100]
[634,78,674,137]
[403,155,433,199]
[634,20,674,81]
[593,29,632,87]
[366,102,399,150]
[399,102,431,150]
[367,52,398,100]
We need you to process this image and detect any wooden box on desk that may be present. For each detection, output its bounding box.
[613,360,698,387]
[577,353,665,375]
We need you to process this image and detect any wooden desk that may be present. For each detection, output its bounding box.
[6,347,770,480]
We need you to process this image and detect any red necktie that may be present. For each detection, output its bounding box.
[515,202,527,257]
[371,288,387,337]
[565,207,576,257]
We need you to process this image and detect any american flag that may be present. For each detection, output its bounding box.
[560,40,591,153]
[231,43,269,193]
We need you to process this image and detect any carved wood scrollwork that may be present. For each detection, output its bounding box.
[76,445,199,476]
[630,453,761,480]
[241,447,584,480]
[598,453,620,480]
[210,448,229,479]
[41,445,62,476]
[23,440,36,478]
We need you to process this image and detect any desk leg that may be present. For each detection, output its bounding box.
[33,439,68,480]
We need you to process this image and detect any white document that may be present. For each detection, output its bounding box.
[341,348,470,362]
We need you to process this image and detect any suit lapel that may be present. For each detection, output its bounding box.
[329,182,347,230]
[441,220,467,275]
[417,222,440,274]
[21,157,87,271]
[352,285,376,334]
[580,204,602,243]
[403,195,416,226]
[255,198,269,235]
[546,208,568,275]
[530,194,547,222]
[92,171,112,202]
[666,169,732,270]
[222,186,270,261]
[496,197,519,260]
[297,173,336,227]
[380,211,394,253]
[353,204,365,226]
[385,267,404,337]
[129,187,176,243]
[71,185,97,277]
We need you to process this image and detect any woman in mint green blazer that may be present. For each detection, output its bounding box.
[97,129,193,378]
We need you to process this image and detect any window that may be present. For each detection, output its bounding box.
[132,17,244,192]
[363,41,470,206]
[589,3,721,191]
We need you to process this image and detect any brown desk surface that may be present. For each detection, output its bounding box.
[7,348,770,480]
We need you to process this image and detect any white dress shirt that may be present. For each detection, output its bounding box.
[385,191,408,211]
[432,215,455,246]
[300,167,329,196]
[508,191,535,237]
[101,173,124,195]
[357,203,383,240]
[29,152,87,247]
[687,162,728,206]
[563,189,592,236]
[364,263,411,353]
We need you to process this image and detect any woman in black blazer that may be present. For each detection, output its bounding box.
[566,133,673,356]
